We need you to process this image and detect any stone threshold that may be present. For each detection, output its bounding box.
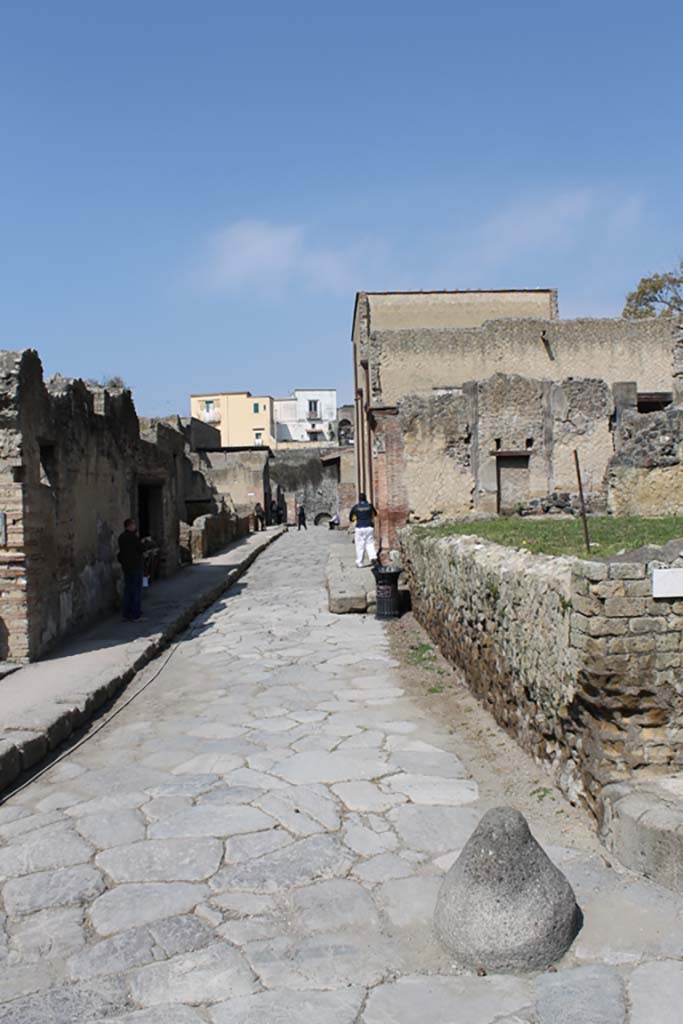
[0,527,286,797]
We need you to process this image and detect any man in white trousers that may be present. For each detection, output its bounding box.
[349,492,378,568]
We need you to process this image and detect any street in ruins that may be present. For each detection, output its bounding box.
[1,529,682,1023]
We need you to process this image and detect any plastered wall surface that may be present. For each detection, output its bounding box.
[366,289,557,331]
[370,318,674,407]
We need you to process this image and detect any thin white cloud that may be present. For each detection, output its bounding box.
[196,219,379,296]
[441,187,644,280]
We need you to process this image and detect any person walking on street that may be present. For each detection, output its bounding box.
[350,492,377,568]
[297,505,307,531]
[118,517,144,621]
[254,502,265,531]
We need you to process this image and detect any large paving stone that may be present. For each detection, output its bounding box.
[388,751,468,777]
[332,780,404,812]
[362,974,532,1024]
[89,882,207,936]
[96,838,223,882]
[104,1009,205,1024]
[628,959,683,1024]
[0,828,93,879]
[389,804,481,853]
[0,976,129,1023]
[434,807,579,972]
[271,751,388,785]
[149,805,274,839]
[384,774,479,806]
[244,931,399,989]
[287,879,380,933]
[224,829,293,863]
[375,875,442,929]
[148,913,216,956]
[75,809,146,848]
[129,942,258,1006]
[8,906,85,962]
[66,926,157,980]
[255,784,340,836]
[573,879,683,963]
[535,965,625,1024]
[211,835,353,893]
[209,988,365,1023]
[2,864,105,916]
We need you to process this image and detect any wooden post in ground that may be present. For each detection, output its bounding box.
[574,449,591,555]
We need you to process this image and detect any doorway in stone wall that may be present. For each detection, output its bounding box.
[137,483,164,543]
[496,455,530,514]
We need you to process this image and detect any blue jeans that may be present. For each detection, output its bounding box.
[123,571,143,620]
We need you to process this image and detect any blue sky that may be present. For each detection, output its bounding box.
[2,1,682,415]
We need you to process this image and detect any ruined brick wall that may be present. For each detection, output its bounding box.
[187,510,249,560]
[371,410,409,554]
[191,449,271,520]
[608,405,683,515]
[0,351,184,661]
[401,528,683,817]
[377,375,614,549]
[0,353,31,660]
[269,447,340,525]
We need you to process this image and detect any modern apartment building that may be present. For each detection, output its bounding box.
[189,391,276,448]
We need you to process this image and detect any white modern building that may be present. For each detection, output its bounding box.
[274,389,337,443]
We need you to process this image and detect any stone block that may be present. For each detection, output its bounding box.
[628,616,667,634]
[0,739,21,789]
[600,779,683,892]
[603,597,647,617]
[434,807,579,971]
[572,561,609,581]
[608,562,646,579]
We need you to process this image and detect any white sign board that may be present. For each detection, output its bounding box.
[652,568,683,598]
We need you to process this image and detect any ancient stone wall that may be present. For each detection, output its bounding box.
[378,375,615,551]
[608,405,683,515]
[184,510,249,561]
[401,527,683,816]
[269,447,341,525]
[190,449,271,520]
[371,318,675,407]
[0,351,186,661]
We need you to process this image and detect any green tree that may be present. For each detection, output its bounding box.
[623,259,683,319]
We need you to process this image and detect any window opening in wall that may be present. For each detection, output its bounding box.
[494,438,502,450]
[39,443,57,488]
[204,399,214,413]
[254,432,263,445]
[526,438,534,449]
[637,392,673,414]
[253,402,259,414]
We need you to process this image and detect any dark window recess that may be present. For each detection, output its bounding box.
[12,466,24,483]
[39,444,58,487]
[526,438,534,449]
[494,438,502,450]
[637,392,673,414]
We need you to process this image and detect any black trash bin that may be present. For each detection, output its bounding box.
[372,564,403,619]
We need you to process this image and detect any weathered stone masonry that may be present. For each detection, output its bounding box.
[401,527,683,817]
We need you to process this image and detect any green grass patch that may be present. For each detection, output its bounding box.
[414,516,683,559]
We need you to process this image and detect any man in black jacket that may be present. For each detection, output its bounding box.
[118,518,144,621]
[349,492,377,568]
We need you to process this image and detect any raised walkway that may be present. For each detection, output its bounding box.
[0,528,285,796]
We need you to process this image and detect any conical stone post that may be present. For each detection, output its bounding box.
[434,806,580,972]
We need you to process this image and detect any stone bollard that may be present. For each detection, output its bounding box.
[434,807,580,972]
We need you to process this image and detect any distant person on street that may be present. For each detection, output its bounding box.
[254,502,265,531]
[270,499,278,525]
[350,492,377,568]
[118,517,144,621]
[297,505,307,531]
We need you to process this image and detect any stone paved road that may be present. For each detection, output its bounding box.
[1,531,682,1023]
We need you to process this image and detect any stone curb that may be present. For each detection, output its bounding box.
[600,778,683,893]
[0,528,285,799]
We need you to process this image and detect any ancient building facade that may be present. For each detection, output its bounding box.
[0,351,187,661]
[351,289,679,551]
[0,352,253,663]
